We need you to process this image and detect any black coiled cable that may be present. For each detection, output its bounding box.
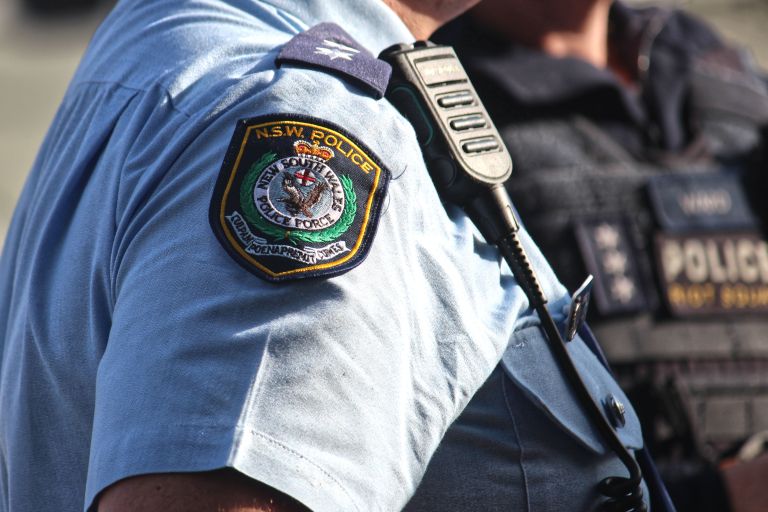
[471,185,647,512]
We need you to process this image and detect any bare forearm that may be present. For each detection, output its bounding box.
[97,469,311,512]
[723,453,768,512]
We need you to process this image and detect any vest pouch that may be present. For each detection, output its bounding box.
[501,325,644,454]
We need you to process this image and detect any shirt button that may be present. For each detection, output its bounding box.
[605,394,626,428]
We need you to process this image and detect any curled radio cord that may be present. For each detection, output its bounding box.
[469,185,647,512]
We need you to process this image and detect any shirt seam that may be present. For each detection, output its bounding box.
[69,79,193,119]
[234,428,361,512]
[502,373,531,512]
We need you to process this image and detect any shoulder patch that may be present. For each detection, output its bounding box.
[276,23,392,99]
[210,115,391,282]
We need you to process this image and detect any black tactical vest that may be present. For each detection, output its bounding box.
[501,89,768,467]
[442,5,768,471]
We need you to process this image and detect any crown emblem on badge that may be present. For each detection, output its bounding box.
[293,140,335,161]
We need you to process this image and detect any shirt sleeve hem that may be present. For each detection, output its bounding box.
[83,424,359,512]
[230,427,361,512]
[84,423,235,511]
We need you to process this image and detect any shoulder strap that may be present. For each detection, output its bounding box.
[276,22,392,99]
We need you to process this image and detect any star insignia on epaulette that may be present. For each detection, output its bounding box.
[315,39,359,61]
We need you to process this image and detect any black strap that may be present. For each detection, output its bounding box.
[496,232,647,512]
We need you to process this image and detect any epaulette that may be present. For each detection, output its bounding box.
[276,23,392,99]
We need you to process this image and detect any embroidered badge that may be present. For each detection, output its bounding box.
[210,115,390,282]
[647,173,758,231]
[574,217,648,315]
[655,231,768,317]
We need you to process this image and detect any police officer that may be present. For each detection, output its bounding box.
[436,0,768,510]
[0,0,665,511]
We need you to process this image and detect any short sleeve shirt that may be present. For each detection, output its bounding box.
[0,1,646,511]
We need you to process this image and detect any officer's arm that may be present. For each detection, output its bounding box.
[722,452,768,512]
[97,469,311,512]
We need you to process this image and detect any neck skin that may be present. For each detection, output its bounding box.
[470,0,614,69]
[382,0,482,39]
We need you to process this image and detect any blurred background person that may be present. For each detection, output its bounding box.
[435,0,768,511]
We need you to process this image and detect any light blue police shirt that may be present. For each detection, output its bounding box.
[0,0,647,511]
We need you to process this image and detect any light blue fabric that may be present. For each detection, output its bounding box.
[0,0,648,511]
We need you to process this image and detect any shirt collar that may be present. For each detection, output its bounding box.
[260,0,416,54]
